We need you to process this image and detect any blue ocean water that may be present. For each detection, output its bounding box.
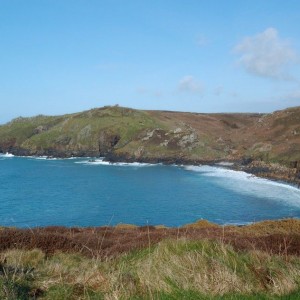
[0,154,300,227]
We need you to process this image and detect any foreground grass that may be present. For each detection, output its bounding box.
[1,239,300,299]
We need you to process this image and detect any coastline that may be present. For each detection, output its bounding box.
[2,153,300,298]
[2,150,300,188]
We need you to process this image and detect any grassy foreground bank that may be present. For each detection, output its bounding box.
[1,219,300,299]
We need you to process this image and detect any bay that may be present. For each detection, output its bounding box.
[0,154,300,227]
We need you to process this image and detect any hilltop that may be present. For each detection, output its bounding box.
[0,105,300,183]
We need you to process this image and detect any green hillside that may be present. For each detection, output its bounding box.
[0,105,300,165]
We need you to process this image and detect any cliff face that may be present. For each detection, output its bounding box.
[0,105,299,167]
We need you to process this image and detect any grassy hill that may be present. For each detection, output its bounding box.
[0,105,300,165]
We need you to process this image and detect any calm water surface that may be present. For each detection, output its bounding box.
[1,154,300,227]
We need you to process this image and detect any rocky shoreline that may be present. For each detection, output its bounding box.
[1,105,299,188]
[238,160,300,187]
[3,148,300,188]
[95,152,300,188]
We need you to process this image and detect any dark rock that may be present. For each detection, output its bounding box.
[241,157,253,165]
[98,130,120,155]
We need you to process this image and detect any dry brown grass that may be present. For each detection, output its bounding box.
[2,238,300,299]
[183,219,220,229]
[114,223,138,230]
[238,218,300,235]
[1,219,300,259]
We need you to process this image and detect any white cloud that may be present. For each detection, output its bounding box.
[234,28,297,79]
[178,75,204,93]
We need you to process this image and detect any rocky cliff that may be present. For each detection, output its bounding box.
[0,105,300,183]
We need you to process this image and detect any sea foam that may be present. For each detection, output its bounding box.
[75,158,155,167]
[0,152,14,158]
[184,165,300,207]
[215,161,234,166]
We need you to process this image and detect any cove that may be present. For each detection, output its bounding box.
[0,155,300,228]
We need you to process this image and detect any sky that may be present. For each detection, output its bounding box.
[1,0,300,123]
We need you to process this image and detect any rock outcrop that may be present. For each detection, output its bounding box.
[0,105,299,184]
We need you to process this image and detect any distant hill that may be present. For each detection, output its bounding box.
[0,105,300,165]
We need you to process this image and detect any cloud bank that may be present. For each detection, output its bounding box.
[234,28,297,79]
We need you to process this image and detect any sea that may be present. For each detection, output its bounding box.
[1,153,300,228]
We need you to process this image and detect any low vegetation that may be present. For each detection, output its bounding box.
[1,105,300,164]
[1,219,300,299]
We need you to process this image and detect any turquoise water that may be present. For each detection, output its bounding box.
[1,154,300,227]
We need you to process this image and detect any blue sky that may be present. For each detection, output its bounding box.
[1,0,300,123]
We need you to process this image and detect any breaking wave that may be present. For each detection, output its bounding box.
[75,158,155,167]
[184,165,300,207]
[0,152,14,158]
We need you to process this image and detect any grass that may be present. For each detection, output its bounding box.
[0,115,64,145]
[1,238,300,299]
[1,105,300,166]
[238,219,300,236]
[8,106,165,154]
